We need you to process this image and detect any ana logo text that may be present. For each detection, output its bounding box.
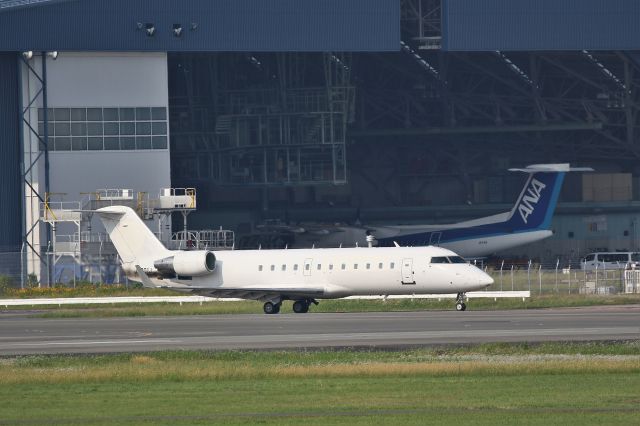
[518,178,546,224]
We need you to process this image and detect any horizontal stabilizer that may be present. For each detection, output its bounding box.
[135,265,159,289]
[508,163,594,173]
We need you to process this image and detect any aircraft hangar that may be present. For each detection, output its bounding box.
[2,0,640,283]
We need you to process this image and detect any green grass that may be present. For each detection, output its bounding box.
[18,294,640,318]
[0,282,171,299]
[1,343,639,425]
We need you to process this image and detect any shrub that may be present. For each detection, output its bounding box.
[0,275,14,295]
[26,273,39,288]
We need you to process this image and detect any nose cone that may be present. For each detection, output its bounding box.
[478,270,494,287]
[461,266,493,291]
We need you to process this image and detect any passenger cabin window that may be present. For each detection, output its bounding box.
[353,264,358,270]
[305,263,310,270]
[341,264,346,270]
[270,265,275,271]
[281,265,286,271]
[366,263,371,269]
[258,265,263,272]
[317,264,322,270]
[293,264,299,271]
[378,262,383,269]
[329,264,334,270]
[390,262,395,269]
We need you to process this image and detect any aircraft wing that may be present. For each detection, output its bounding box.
[184,287,325,303]
[135,265,324,302]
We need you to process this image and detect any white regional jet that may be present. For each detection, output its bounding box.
[96,206,493,313]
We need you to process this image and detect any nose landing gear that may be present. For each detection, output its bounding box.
[455,292,467,311]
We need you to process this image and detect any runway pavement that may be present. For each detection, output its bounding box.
[0,306,639,355]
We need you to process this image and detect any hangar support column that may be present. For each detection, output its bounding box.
[19,52,53,284]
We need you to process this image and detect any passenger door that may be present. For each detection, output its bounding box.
[303,258,313,276]
[401,258,415,284]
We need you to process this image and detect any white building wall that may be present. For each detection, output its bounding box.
[45,52,168,107]
[49,151,170,197]
[44,52,170,195]
[22,52,171,281]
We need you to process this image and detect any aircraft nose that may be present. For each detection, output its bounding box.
[478,270,494,287]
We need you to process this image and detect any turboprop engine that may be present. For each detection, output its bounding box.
[154,251,216,277]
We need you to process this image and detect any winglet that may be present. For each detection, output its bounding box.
[393,241,401,247]
[135,265,158,289]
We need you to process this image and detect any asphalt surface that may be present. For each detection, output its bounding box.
[0,306,639,355]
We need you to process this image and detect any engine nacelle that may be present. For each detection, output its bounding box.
[154,251,216,277]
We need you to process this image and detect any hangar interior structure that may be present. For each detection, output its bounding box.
[3,0,640,283]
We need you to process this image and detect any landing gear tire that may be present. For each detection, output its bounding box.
[455,293,467,311]
[293,300,310,314]
[263,302,281,314]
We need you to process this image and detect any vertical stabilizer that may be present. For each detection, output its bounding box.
[505,163,592,231]
[95,206,168,265]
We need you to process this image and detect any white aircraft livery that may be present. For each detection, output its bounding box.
[296,164,592,258]
[96,206,493,313]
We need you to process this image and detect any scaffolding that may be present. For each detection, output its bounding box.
[169,229,235,251]
[38,187,234,284]
[170,53,354,186]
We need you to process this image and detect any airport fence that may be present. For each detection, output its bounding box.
[0,250,127,290]
[0,250,638,295]
[482,260,632,295]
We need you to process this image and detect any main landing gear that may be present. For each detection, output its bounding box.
[292,300,309,313]
[263,299,318,314]
[455,292,467,311]
[263,301,281,314]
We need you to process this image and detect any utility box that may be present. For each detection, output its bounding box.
[158,188,196,209]
[97,189,133,201]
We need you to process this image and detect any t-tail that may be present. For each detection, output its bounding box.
[503,164,592,232]
[95,206,170,275]
[95,206,217,282]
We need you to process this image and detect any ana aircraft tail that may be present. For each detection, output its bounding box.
[95,206,169,265]
[503,163,592,232]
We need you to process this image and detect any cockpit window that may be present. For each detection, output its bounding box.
[448,256,467,264]
[430,256,449,264]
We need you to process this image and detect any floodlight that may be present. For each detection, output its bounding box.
[173,24,183,37]
[22,51,33,60]
[47,51,58,60]
[145,23,155,37]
